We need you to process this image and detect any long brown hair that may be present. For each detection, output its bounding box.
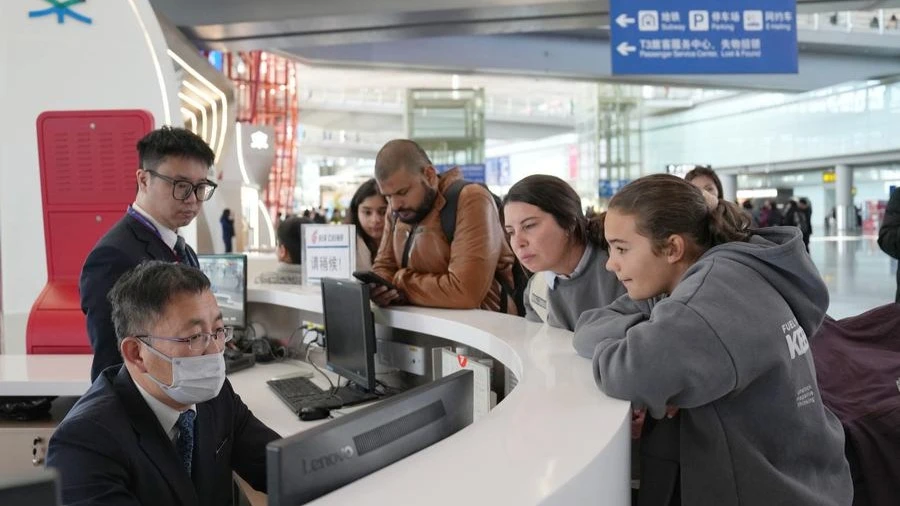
[502,174,607,249]
[684,166,724,199]
[608,174,750,255]
[349,178,386,262]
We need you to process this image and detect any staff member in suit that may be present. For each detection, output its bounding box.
[48,261,280,505]
[81,126,217,381]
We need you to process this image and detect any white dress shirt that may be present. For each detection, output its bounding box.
[133,376,196,443]
[131,203,179,251]
[544,243,595,290]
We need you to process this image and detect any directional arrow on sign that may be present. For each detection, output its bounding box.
[616,42,637,56]
[615,13,636,28]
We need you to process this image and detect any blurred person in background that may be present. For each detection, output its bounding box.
[684,166,724,200]
[220,208,235,252]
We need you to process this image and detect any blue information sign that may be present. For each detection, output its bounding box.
[610,0,797,74]
[485,156,511,186]
[435,164,486,184]
[599,179,631,198]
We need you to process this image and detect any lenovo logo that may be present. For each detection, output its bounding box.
[302,445,355,475]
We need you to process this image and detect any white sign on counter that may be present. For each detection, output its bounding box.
[301,224,356,285]
[439,348,492,421]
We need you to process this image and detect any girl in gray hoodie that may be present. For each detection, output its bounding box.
[573,174,852,506]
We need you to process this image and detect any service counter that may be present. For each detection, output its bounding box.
[0,283,630,505]
[246,283,630,505]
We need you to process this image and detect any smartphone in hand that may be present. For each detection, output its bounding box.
[352,270,396,290]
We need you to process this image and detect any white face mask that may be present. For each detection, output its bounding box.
[141,342,226,405]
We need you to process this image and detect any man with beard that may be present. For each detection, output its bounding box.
[369,139,518,313]
[81,127,217,381]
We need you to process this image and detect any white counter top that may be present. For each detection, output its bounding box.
[0,355,91,396]
[249,283,631,505]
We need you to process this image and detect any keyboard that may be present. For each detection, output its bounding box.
[266,376,379,413]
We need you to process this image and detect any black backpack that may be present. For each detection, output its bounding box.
[439,180,529,316]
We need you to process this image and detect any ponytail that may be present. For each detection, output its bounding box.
[585,211,609,250]
[707,200,752,246]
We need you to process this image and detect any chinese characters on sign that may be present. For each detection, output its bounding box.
[307,255,343,273]
[301,224,357,285]
[611,0,797,74]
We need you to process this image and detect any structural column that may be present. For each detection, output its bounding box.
[721,173,738,202]
[835,164,854,232]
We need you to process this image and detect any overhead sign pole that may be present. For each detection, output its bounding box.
[611,0,798,75]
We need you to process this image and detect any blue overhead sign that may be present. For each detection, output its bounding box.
[599,179,631,198]
[485,156,511,186]
[435,164,486,184]
[610,0,797,74]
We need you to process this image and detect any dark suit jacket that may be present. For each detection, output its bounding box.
[80,213,199,381]
[46,366,280,506]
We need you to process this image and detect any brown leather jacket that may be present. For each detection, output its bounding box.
[373,168,517,313]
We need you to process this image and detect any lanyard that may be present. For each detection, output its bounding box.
[127,206,182,261]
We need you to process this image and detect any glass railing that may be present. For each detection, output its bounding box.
[797,9,900,35]
[295,125,400,147]
[298,87,576,120]
[298,85,740,120]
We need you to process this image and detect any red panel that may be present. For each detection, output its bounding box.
[28,110,153,354]
[29,281,80,310]
[26,287,91,353]
[37,111,150,207]
[31,346,92,354]
[47,211,122,280]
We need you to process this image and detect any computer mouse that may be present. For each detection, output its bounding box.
[299,406,331,421]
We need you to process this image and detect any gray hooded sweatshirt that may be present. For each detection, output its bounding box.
[573,227,852,506]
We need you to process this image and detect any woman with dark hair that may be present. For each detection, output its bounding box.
[684,165,724,199]
[220,208,235,252]
[349,178,388,271]
[573,174,851,506]
[502,175,626,330]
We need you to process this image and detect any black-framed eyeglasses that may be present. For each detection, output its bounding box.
[145,169,218,201]
[136,326,234,351]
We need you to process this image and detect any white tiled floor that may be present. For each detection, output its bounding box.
[810,234,897,319]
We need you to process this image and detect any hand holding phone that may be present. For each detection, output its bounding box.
[352,270,396,290]
[353,271,406,306]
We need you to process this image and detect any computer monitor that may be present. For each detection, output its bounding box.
[321,278,377,391]
[197,254,247,329]
[0,470,61,505]
[267,369,473,505]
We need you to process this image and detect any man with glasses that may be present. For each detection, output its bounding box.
[48,261,280,505]
[81,126,218,381]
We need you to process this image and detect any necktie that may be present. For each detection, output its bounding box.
[174,236,188,263]
[176,409,196,476]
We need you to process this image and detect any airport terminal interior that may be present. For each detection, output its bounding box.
[1,1,899,505]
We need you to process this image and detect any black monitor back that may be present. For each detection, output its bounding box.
[0,470,61,505]
[197,253,247,329]
[321,278,376,391]
[267,369,474,505]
